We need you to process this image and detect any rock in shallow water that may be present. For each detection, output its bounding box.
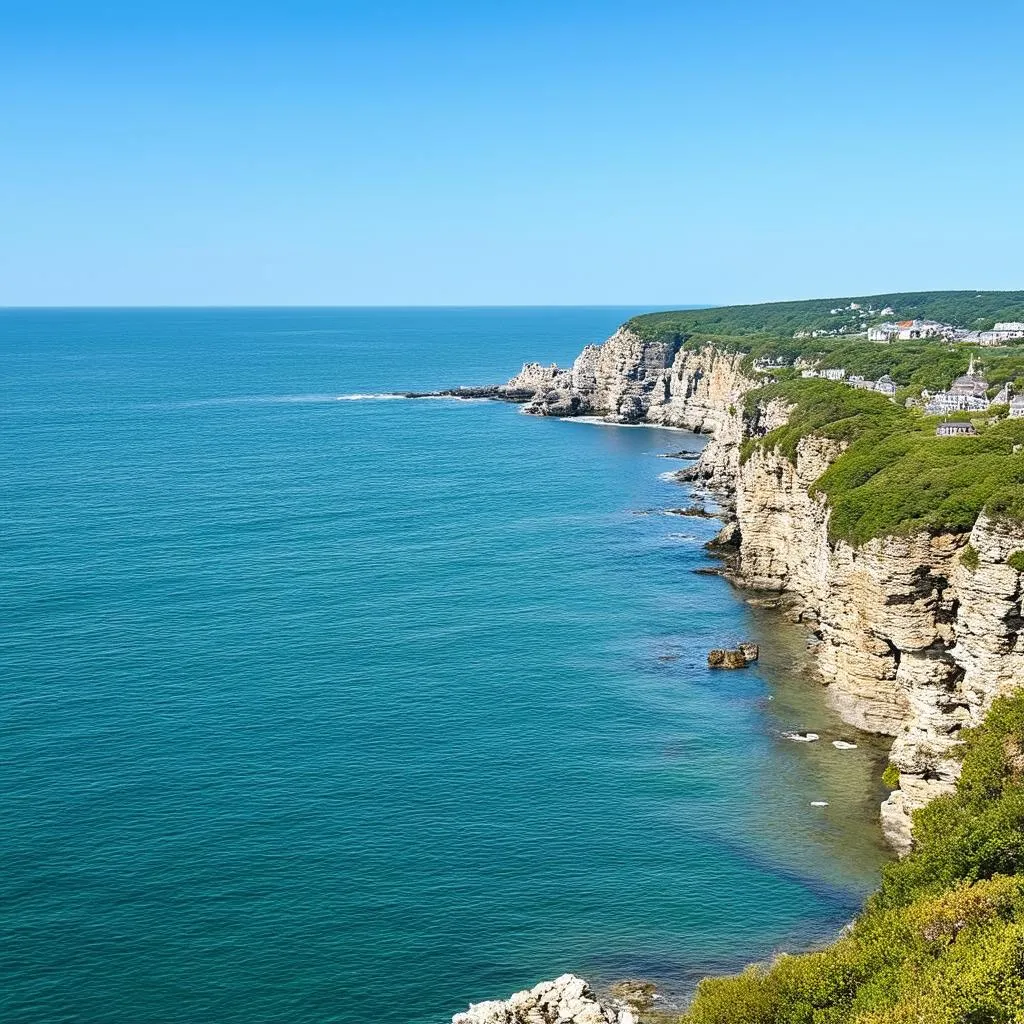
[452,974,634,1024]
[707,642,759,668]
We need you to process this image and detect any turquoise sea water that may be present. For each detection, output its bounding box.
[1,308,890,1024]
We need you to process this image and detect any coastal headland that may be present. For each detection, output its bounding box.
[446,291,1024,1023]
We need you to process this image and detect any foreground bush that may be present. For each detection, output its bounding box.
[675,693,1024,1024]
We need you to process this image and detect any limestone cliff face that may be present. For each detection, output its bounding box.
[508,327,755,487]
[733,440,1024,850]
[506,325,1024,854]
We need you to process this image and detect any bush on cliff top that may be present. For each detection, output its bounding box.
[672,692,1024,1024]
[742,379,1024,545]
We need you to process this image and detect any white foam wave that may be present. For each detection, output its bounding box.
[336,393,406,401]
[556,415,694,431]
[173,393,341,409]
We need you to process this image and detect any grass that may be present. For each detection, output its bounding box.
[740,379,1024,545]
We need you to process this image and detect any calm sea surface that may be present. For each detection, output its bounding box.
[1,308,890,1024]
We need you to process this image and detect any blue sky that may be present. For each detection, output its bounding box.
[2,0,1022,306]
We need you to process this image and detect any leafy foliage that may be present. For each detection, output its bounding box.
[741,379,1024,545]
[668,693,1024,1024]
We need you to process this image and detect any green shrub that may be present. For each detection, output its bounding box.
[882,764,901,789]
[676,692,1024,1024]
[740,379,1024,545]
[961,544,980,570]
[1008,551,1024,573]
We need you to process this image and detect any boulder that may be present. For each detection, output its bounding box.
[708,643,759,668]
[452,974,628,1024]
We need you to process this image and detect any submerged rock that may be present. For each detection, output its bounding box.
[785,731,821,742]
[452,974,632,1024]
[665,505,719,519]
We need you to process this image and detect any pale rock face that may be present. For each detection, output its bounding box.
[506,324,1024,856]
[505,362,572,392]
[735,438,1024,853]
[451,974,632,1024]
[513,325,753,436]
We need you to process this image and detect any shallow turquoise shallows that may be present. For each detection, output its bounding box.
[1,308,890,1024]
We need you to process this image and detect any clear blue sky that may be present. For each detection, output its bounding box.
[2,0,1022,306]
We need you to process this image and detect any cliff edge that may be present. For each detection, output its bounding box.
[502,326,1024,854]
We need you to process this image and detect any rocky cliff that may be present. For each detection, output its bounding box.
[504,325,1024,854]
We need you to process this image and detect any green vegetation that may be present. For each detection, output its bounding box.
[882,764,901,790]
[961,545,980,570]
[651,692,1024,1024]
[627,291,1024,345]
[740,379,1024,545]
[1009,551,1024,573]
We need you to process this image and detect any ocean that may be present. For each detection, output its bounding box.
[1,307,890,1024]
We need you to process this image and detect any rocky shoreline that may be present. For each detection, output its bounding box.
[449,327,1024,854]
[446,323,1024,1021]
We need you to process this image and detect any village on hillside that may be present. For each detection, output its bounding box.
[752,353,1024,438]
[866,320,1024,346]
[789,300,1024,346]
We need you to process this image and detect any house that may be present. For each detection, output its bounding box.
[801,369,819,378]
[897,319,952,340]
[1011,396,1024,419]
[979,326,1024,346]
[875,374,897,397]
[926,393,990,414]
[822,368,846,381]
[868,322,900,343]
[993,383,1013,406]
[869,319,956,342]
[936,421,978,437]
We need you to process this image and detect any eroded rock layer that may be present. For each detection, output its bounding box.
[503,325,1024,853]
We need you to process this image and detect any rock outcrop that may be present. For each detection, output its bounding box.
[500,323,1024,855]
[708,642,759,668]
[452,974,635,1024]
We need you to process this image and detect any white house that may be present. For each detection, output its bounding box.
[1011,396,1024,419]
[875,374,897,397]
[822,368,846,381]
[936,421,978,437]
[926,393,990,414]
[896,319,953,340]
[979,326,1024,346]
[868,322,900,343]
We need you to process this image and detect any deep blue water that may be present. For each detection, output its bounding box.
[1,308,889,1024]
